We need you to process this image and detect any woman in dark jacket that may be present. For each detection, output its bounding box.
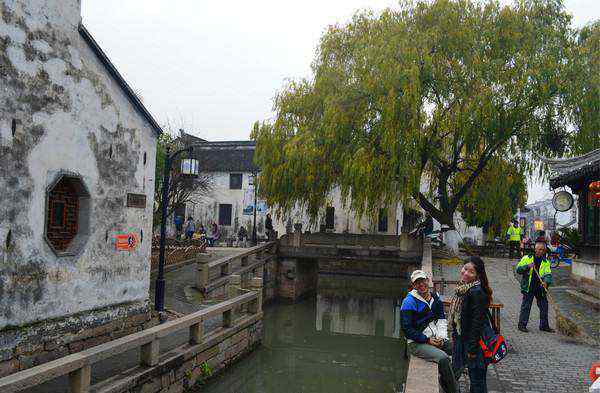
[449,256,493,393]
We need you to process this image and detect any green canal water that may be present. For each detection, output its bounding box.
[199,275,409,393]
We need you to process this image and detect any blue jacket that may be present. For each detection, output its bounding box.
[400,290,447,343]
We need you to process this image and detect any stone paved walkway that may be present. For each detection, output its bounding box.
[438,257,600,393]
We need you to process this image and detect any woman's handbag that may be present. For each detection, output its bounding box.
[479,310,508,365]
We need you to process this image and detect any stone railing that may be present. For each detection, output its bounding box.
[279,231,422,251]
[197,242,276,297]
[405,356,439,393]
[0,289,262,393]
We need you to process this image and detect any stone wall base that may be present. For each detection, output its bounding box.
[92,316,263,393]
[318,258,417,278]
[571,274,600,299]
[0,300,157,377]
[277,258,318,301]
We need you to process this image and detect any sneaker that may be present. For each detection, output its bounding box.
[518,326,529,333]
[540,326,555,333]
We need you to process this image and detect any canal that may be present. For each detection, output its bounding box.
[199,275,409,393]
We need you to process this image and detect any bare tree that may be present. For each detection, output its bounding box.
[153,120,213,229]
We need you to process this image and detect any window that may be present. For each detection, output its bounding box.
[50,201,66,227]
[219,204,232,226]
[378,208,388,232]
[325,206,335,230]
[402,207,422,234]
[45,173,91,256]
[229,173,243,189]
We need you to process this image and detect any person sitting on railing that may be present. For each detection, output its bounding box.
[401,270,457,393]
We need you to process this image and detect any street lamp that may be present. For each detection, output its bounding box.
[155,145,199,312]
[249,169,261,245]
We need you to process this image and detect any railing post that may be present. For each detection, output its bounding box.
[197,259,210,291]
[223,309,233,328]
[221,263,229,277]
[228,274,241,299]
[69,365,91,393]
[140,340,160,367]
[249,277,263,314]
[253,264,264,278]
[190,321,204,345]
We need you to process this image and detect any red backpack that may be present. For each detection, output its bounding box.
[479,310,508,365]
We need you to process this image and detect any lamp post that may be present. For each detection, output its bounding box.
[154,145,199,312]
[250,169,258,245]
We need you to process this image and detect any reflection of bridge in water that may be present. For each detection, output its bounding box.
[202,274,409,393]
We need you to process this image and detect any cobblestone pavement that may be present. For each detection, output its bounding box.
[436,257,599,393]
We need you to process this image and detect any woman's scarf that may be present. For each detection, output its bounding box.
[449,280,480,335]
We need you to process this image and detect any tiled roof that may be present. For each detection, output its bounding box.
[544,149,600,188]
[178,132,258,172]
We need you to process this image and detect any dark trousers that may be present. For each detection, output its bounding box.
[452,333,488,393]
[518,289,550,329]
[508,240,520,259]
[466,349,488,393]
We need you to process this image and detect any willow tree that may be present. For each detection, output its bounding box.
[567,21,600,155]
[252,0,588,229]
[457,157,527,237]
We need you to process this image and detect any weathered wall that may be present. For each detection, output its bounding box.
[0,1,157,329]
[571,259,600,298]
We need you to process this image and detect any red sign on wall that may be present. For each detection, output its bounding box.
[115,233,137,251]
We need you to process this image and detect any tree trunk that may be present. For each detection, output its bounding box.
[416,192,455,229]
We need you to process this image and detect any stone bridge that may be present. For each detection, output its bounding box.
[276,232,423,301]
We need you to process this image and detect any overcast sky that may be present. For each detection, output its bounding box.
[82,0,599,203]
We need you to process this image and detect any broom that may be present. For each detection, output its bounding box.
[531,265,580,337]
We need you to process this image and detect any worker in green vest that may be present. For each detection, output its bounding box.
[506,220,522,259]
[516,241,554,333]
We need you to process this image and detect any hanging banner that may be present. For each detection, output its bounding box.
[243,186,268,215]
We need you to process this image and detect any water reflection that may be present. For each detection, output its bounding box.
[200,275,408,393]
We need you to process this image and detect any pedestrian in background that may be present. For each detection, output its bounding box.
[506,220,522,259]
[449,256,493,393]
[184,216,195,240]
[174,215,183,240]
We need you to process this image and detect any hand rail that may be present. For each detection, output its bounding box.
[207,242,275,268]
[0,291,259,393]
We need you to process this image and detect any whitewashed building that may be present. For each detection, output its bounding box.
[0,0,160,374]
[179,131,402,240]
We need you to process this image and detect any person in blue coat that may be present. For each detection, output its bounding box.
[401,270,457,393]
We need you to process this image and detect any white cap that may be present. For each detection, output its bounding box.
[411,270,428,283]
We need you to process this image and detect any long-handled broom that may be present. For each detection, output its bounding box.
[531,265,580,337]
